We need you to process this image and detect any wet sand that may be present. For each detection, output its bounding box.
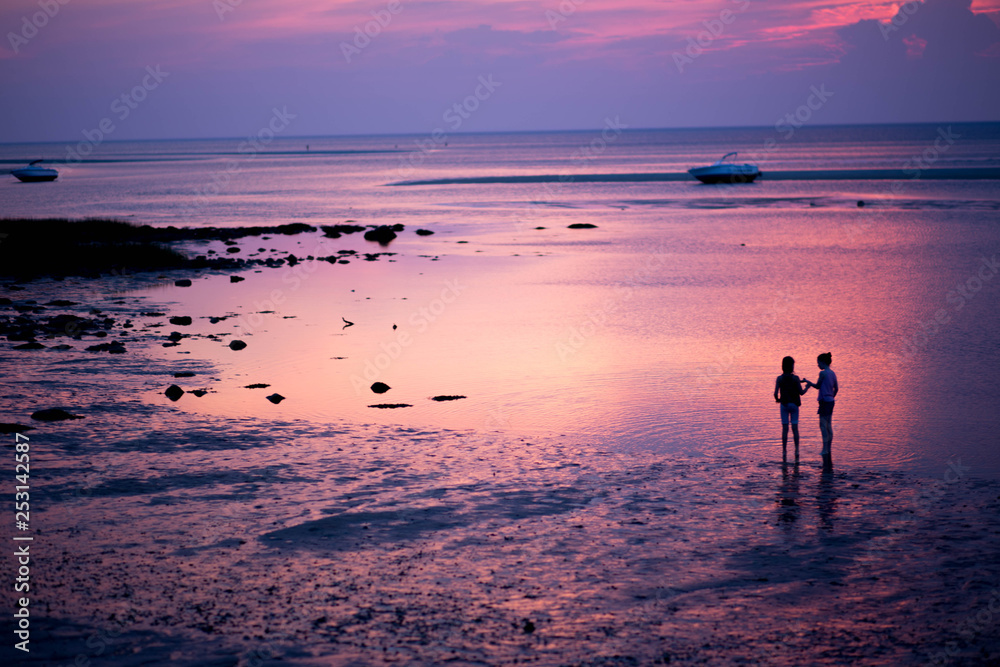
[16,406,1000,667]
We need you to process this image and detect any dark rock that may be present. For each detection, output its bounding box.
[371,382,391,394]
[167,331,185,342]
[287,254,298,266]
[266,393,285,404]
[174,372,196,378]
[415,229,435,236]
[190,390,208,397]
[230,275,245,283]
[141,312,166,317]
[431,395,466,401]
[169,316,193,326]
[568,223,597,229]
[13,342,45,350]
[245,383,270,389]
[93,331,108,338]
[164,385,185,401]
[175,279,192,287]
[45,300,78,307]
[84,341,126,354]
[321,224,367,238]
[229,340,247,351]
[50,344,73,350]
[857,200,865,207]
[368,403,412,409]
[31,408,84,421]
[0,423,33,434]
[522,619,535,634]
[226,247,241,253]
[364,225,398,245]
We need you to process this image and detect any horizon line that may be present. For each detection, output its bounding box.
[2,119,999,147]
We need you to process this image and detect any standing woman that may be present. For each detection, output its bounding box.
[803,352,839,461]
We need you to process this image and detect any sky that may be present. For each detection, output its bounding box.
[1,0,998,142]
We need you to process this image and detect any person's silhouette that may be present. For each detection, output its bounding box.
[773,356,807,461]
[803,352,839,463]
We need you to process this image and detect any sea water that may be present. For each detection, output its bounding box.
[2,124,1000,477]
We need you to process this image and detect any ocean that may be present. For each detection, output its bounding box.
[3,123,1000,477]
[4,124,1000,665]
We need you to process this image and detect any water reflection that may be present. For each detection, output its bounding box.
[817,464,837,533]
[776,461,801,526]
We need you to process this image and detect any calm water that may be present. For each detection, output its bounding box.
[3,124,1000,477]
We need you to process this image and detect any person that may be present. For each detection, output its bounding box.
[773,356,806,460]
[803,352,839,461]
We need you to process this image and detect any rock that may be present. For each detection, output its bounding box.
[287,254,298,266]
[31,408,84,421]
[266,393,285,404]
[13,342,45,350]
[568,223,597,229]
[229,340,247,351]
[169,316,193,326]
[857,200,865,207]
[50,344,73,351]
[522,619,535,634]
[167,331,185,342]
[226,247,241,253]
[175,279,192,287]
[371,382,391,394]
[245,383,270,389]
[84,341,126,354]
[190,390,208,397]
[368,403,412,409]
[431,395,466,401]
[364,225,398,245]
[164,385,185,401]
[0,423,33,434]
[45,300,78,307]
[174,372,196,378]
[230,275,245,283]
[415,229,435,236]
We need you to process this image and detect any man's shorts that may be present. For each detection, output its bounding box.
[780,402,799,425]
[818,400,835,418]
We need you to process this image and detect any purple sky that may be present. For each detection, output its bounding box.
[1,0,998,142]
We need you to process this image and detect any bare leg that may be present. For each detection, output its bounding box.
[819,415,833,457]
[791,424,800,460]
[782,424,789,449]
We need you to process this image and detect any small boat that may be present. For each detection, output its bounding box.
[688,152,759,184]
[11,160,59,183]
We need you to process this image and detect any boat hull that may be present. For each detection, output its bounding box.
[688,166,760,184]
[12,168,58,183]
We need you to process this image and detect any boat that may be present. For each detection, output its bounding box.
[688,152,760,184]
[11,160,59,183]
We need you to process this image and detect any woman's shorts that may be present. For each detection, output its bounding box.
[780,403,799,425]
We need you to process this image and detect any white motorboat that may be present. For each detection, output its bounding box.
[11,160,59,183]
[688,152,759,184]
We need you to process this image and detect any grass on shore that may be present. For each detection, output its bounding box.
[0,218,189,279]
